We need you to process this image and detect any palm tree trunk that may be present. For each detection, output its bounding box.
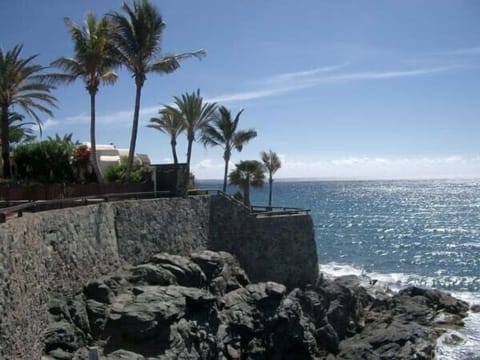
[223,150,230,193]
[1,106,10,178]
[90,92,104,183]
[186,134,193,175]
[125,83,143,182]
[268,176,273,207]
[171,139,178,165]
[244,175,250,207]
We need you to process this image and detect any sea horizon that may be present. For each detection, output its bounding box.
[197,176,480,183]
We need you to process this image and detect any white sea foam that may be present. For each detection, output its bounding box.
[318,262,480,359]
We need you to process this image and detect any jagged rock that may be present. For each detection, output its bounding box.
[44,321,79,352]
[190,250,225,280]
[48,295,70,322]
[398,286,469,316]
[321,280,359,340]
[217,251,250,292]
[103,284,218,356]
[149,253,207,288]
[41,251,469,360]
[67,298,90,337]
[46,347,73,360]
[85,299,108,338]
[85,280,113,304]
[129,263,177,286]
[315,323,340,353]
[105,349,145,359]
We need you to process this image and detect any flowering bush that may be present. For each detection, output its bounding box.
[73,145,90,163]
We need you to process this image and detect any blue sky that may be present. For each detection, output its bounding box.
[2,0,480,179]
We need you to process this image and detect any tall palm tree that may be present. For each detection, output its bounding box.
[0,44,57,178]
[147,109,183,164]
[229,160,265,207]
[5,112,36,145]
[109,0,206,181]
[261,150,282,207]
[163,90,216,174]
[201,106,257,192]
[52,13,119,183]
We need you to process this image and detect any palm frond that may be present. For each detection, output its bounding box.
[261,149,282,175]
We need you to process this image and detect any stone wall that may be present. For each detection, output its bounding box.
[113,196,210,264]
[0,195,317,358]
[208,195,318,289]
[0,197,210,359]
[0,203,121,358]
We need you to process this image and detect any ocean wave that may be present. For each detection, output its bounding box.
[318,262,480,360]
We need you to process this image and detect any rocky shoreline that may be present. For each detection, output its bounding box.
[42,250,470,359]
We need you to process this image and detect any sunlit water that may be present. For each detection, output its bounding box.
[198,179,480,358]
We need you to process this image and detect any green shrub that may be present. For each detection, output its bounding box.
[106,156,152,183]
[13,137,76,183]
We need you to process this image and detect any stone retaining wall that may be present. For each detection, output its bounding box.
[208,195,318,288]
[0,203,121,358]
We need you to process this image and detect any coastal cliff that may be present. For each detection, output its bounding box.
[0,195,317,358]
[42,251,469,359]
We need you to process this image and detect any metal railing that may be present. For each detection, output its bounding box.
[0,188,310,223]
[196,189,311,218]
[0,190,172,223]
[251,205,310,216]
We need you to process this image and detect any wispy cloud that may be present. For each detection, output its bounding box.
[321,66,455,82]
[47,62,457,130]
[257,63,349,84]
[48,105,159,129]
[205,88,298,103]
[440,46,480,56]
[206,64,456,104]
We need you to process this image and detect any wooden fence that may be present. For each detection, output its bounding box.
[0,182,154,203]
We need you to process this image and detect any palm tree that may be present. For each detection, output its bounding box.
[163,90,216,174]
[5,112,36,145]
[261,150,282,207]
[229,160,265,207]
[109,0,206,181]
[0,44,57,178]
[52,13,119,183]
[147,109,183,164]
[201,106,257,192]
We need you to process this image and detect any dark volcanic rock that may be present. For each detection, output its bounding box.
[44,321,79,353]
[398,286,469,316]
[129,263,177,286]
[84,279,113,304]
[149,253,207,288]
[190,250,225,280]
[42,252,469,360]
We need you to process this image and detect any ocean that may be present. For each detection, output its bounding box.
[198,179,480,359]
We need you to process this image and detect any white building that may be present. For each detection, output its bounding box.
[83,143,151,179]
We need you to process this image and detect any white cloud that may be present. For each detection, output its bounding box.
[205,64,456,104]
[193,155,480,180]
[192,158,226,179]
[440,46,480,56]
[277,155,480,180]
[321,66,455,82]
[205,87,299,103]
[257,63,349,84]
[48,105,159,129]
[33,118,60,131]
